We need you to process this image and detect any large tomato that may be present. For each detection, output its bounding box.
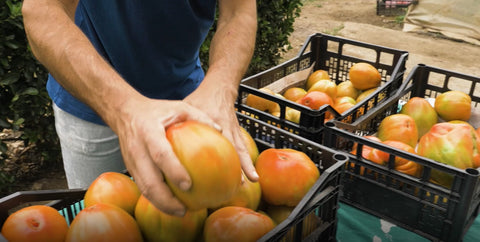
[297,91,333,110]
[306,69,330,90]
[134,194,207,242]
[245,88,280,114]
[203,206,275,242]
[65,203,143,242]
[84,171,141,216]
[350,136,383,176]
[165,121,242,210]
[370,140,422,177]
[377,114,418,148]
[265,204,294,225]
[283,87,307,102]
[255,148,320,206]
[212,173,262,212]
[400,97,438,138]
[417,122,480,187]
[350,136,382,161]
[348,62,381,91]
[1,205,68,242]
[307,79,337,100]
[434,90,471,121]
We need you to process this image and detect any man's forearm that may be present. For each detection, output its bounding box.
[203,0,257,102]
[22,0,143,130]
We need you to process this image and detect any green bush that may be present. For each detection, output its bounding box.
[0,0,302,193]
[0,0,60,194]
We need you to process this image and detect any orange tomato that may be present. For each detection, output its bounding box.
[166,121,242,210]
[84,171,141,215]
[255,148,319,206]
[297,91,333,110]
[306,69,330,90]
[370,140,422,177]
[434,90,471,121]
[212,173,262,211]
[400,97,438,138]
[134,195,207,242]
[350,136,382,161]
[377,114,418,148]
[66,203,143,242]
[283,87,307,102]
[203,206,275,242]
[336,81,360,99]
[348,62,381,91]
[1,205,68,242]
[245,88,280,114]
[307,79,337,100]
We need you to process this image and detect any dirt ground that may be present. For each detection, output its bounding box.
[6,0,479,193]
[283,0,480,78]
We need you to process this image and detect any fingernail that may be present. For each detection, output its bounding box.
[179,180,191,191]
[214,123,222,131]
[252,170,259,180]
[174,209,186,217]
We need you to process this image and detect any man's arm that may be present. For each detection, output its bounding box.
[184,0,259,181]
[22,0,218,216]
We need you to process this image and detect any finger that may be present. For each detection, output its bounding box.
[227,125,259,182]
[172,102,222,132]
[133,165,187,217]
[122,142,187,216]
[144,129,192,192]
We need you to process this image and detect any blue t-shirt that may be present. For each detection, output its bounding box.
[47,0,216,125]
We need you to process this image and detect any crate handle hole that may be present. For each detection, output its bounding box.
[333,153,348,162]
[466,168,479,176]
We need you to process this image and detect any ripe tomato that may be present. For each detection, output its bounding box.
[65,203,143,242]
[255,148,320,206]
[212,173,262,211]
[297,91,333,110]
[84,171,141,215]
[203,206,275,242]
[306,69,330,90]
[377,113,418,148]
[245,88,280,114]
[134,194,207,242]
[434,90,471,121]
[370,140,422,177]
[1,205,68,242]
[348,62,381,91]
[166,121,242,210]
[418,122,480,187]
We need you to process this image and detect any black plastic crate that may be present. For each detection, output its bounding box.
[376,0,417,16]
[237,33,408,144]
[0,112,347,242]
[324,64,480,242]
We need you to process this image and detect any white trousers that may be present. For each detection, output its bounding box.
[53,104,125,189]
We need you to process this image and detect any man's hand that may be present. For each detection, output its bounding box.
[115,97,221,216]
[184,79,259,183]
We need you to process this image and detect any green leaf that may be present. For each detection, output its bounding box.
[11,94,19,102]
[21,87,39,96]
[13,118,24,125]
[0,72,19,85]
[5,41,19,50]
